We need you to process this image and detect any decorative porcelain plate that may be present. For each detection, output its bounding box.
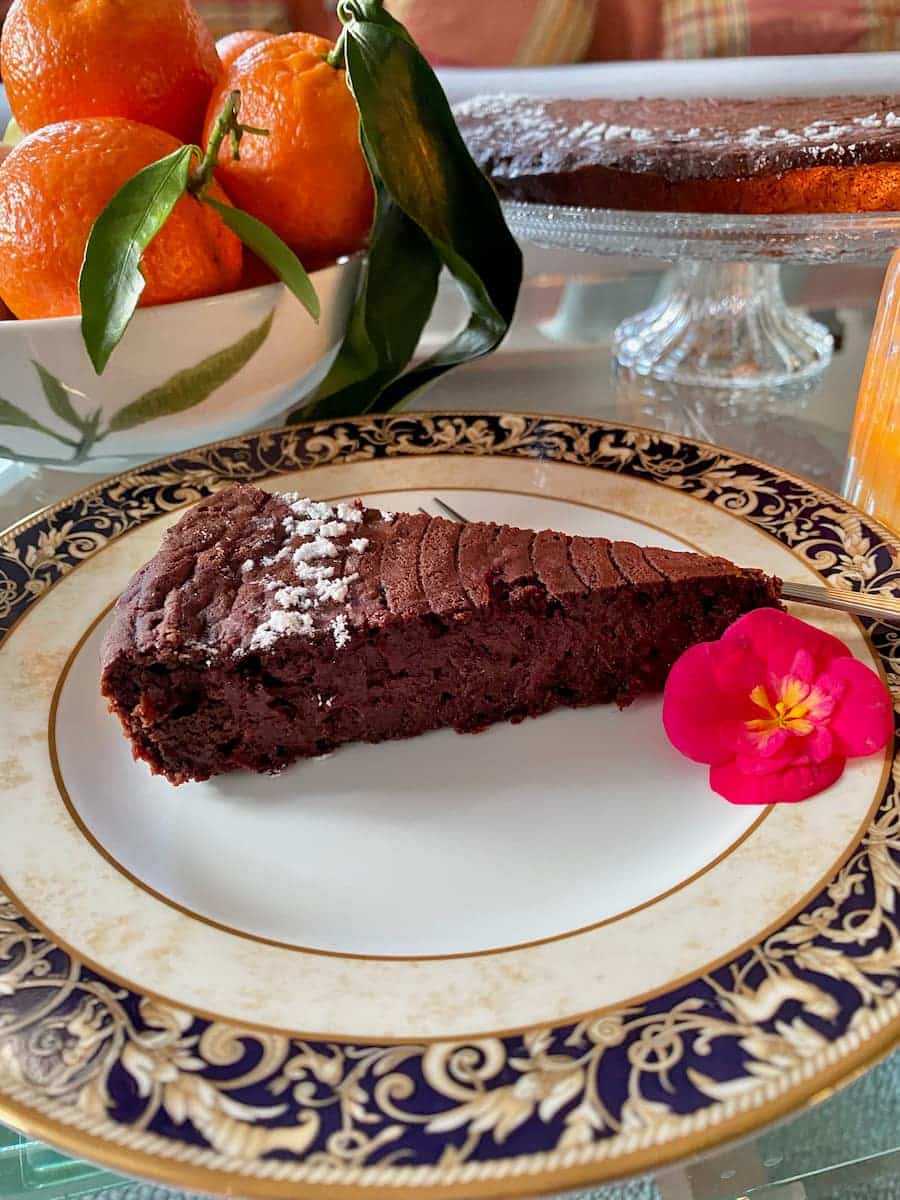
[0,412,897,1198]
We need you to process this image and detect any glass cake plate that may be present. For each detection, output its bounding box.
[504,202,900,389]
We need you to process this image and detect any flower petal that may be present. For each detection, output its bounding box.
[735,741,800,775]
[711,642,768,701]
[738,726,791,759]
[663,642,749,764]
[825,657,895,758]
[710,756,845,805]
[735,724,835,773]
[786,649,816,685]
[806,724,834,763]
[663,608,889,810]
[721,608,850,676]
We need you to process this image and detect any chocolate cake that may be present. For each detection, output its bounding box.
[100,484,781,784]
[454,93,900,213]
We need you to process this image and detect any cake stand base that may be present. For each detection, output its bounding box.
[613,261,834,388]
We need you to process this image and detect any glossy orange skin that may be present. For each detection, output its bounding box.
[1,0,222,142]
[0,118,243,321]
[216,29,272,70]
[204,32,373,268]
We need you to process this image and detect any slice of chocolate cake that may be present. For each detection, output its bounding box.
[100,484,781,784]
[454,93,900,213]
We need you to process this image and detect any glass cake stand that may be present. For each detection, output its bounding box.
[504,202,900,389]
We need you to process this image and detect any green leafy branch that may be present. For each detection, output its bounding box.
[76,0,522,417]
[291,0,522,420]
[0,311,273,463]
[79,93,317,375]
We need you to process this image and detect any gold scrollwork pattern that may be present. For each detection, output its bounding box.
[0,413,897,1190]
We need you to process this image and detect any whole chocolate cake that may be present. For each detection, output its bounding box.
[454,93,900,213]
[100,484,782,784]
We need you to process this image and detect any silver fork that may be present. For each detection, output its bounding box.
[420,497,900,626]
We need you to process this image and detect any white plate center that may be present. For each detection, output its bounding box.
[55,490,760,958]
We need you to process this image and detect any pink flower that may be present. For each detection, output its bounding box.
[663,608,893,805]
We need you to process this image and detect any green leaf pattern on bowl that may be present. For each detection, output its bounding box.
[34,360,91,434]
[0,310,275,465]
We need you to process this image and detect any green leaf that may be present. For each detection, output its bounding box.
[32,361,87,432]
[105,310,274,434]
[79,145,194,376]
[2,118,23,147]
[0,444,73,465]
[203,197,320,321]
[293,179,439,421]
[0,396,75,443]
[293,0,521,417]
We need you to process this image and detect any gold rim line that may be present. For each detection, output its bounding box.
[2,407,898,553]
[0,411,897,1196]
[45,484,769,966]
[1,409,897,654]
[1,744,889,1046]
[0,1006,897,1200]
[0,434,894,1041]
[288,481,716,557]
[0,442,892,1042]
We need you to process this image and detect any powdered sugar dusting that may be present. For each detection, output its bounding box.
[455,93,900,182]
[274,585,312,609]
[316,574,358,605]
[454,93,660,159]
[294,538,340,562]
[294,561,334,581]
[457,93,878,156]
[261,546,291,568]
[331,614,350,649]
[247,495,369,653]
[251,609,314,650]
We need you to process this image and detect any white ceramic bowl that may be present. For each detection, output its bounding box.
[0,256,361,472]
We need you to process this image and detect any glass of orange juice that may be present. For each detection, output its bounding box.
[844,248,900,531]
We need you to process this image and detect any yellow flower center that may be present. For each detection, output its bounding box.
[745,676,823,741]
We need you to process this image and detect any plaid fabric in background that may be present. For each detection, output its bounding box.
[196,0,900,61]
[201,0,596,63]
[659,0,900,58]
[195,0,291,36]
[387,0,596,66]
[1,0,900,64]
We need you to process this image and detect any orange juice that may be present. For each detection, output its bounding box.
[845,248,900,531]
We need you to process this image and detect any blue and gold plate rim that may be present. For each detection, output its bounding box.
[0,411,897,1198]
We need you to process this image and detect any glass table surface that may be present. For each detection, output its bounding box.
[0,246,896,1199]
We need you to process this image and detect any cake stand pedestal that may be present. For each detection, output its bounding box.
[504,202,900,391]
[614,260,832,387]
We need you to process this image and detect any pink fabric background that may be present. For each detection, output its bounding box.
[592,0,900,60]
[386,0,596,66]
[281,0,900,62]
[4,1,897,64]
[377,0,900,62]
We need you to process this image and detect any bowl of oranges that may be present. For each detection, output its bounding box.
[0,1,373,471]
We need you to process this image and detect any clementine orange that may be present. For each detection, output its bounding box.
[216,29,273,70]
[0,118,243,321]
[1,0,221,143]
[204,32,373,268]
